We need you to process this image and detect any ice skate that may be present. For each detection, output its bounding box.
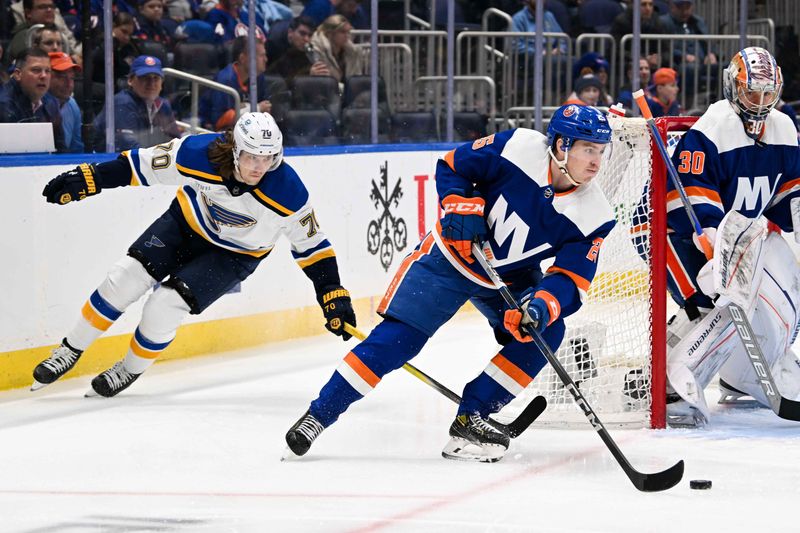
[717,378,760,407]
[86,361,141,397]
[666,393,706,428]
[31,340,83,391]
[283,410,325,460]
[442,413,510,463]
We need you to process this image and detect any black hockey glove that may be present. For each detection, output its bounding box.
[42,163,102,204]
[318,286,356,340]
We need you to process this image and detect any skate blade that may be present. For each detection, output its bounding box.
[666,414,704,428]
[30,380,49,392]
[718,394,761,407]
[441,437,505,463]
[280,446,302,462]
[84,387,100,398]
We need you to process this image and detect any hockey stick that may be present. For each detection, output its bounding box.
[472,243,684,492]
[634,92,800,422]
[343,323,547,438]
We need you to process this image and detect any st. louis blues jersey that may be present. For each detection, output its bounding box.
[667,100,800,235]
[121,133,335,271]
[435,128,616,318]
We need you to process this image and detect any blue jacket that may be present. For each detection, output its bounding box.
[204,7,267,42]
[0,78,67,152]
[93,88,181,151]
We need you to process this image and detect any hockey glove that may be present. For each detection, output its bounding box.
[440,190,486,263]
[42,163,102,205]
[318,286,356,340]
[503,291,551,343]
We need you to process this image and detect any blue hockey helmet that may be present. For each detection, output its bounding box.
[547,104,612,151]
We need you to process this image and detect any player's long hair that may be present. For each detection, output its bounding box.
[208,131,235,178]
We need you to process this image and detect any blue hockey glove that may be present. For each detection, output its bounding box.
[440,189,486,263]
[503,290,551,343]
[318,286,356,340]
[42,164,102,204]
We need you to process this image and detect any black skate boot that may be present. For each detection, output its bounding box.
[87,362,141,397]
[284,410,325,459]
[31,339,83,390]
[442,412,511,463]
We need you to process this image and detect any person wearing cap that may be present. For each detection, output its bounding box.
[0,47,66,152]
[572,52,614,104]
[646,67,681,117]
[133,0,175,49]
[563,75,604,107]
[92,54,181,151]
[48,51,83,152]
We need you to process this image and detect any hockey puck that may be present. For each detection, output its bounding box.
[689,479,712,490]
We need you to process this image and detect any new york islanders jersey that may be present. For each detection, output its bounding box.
[435,128,616,318]
[122,133,334,268]
[667,100,800,235]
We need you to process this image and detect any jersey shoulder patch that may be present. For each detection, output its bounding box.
[251,162,309,216]
[175,133,226,183]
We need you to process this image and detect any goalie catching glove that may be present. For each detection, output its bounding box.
[318,286,356,340]
[440,190,486,263]
[42,163,102,204]
[503,289,552,343]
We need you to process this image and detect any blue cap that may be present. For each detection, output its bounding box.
[130,55,163,77]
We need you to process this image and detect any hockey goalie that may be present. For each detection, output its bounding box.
[662,46,800,426]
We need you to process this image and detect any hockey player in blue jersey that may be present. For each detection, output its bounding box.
[285,105,615,462]
[31,112,355,397]
[661,47,800,425]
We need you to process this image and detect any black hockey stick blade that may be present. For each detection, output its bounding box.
[777,397,800,421]
[630,459,685,492]
[501,395,547,438]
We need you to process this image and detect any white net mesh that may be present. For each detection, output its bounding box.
[502,116,658,428]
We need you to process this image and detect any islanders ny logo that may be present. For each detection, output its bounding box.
[368,162,408,271]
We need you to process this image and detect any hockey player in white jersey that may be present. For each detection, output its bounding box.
[32,112,356,397]
[661,47,800,425]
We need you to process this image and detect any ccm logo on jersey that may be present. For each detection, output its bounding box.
[585,237,604,262]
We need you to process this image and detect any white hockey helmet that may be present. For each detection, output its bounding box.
[723,46,783,140]
[233,111,283,174]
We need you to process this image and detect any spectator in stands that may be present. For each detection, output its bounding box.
[308,14,364,86]
[242,0,293,33]
[0,47,66,152]
[659,0,717,67]
[205,0,267,43]
[30,23,65,54]
[47,51,83,152]
[573,52,613,103]
[563,74,604,107]
[202,36,273,131]
[777,100,799,132]
[134,0,174,49]
[92,12,141,84]
[7,0,82,66]
[164,0,199,23]
[302,0,368,30]
[646,67,680,117]
[92,55,181,151]
[511,0,567,55]
[267,15,314,65]
[267,16,330,84]
[611,0,666,70]
[617,58,652,109]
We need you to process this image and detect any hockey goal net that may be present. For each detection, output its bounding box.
[504,115,697,429]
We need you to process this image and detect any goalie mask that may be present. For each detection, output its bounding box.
[546,104,612,186]
[723,47,783,140]
[233,112,284,177]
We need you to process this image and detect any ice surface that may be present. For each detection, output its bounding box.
[2,315,799,532]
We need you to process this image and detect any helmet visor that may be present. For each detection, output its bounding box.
[737,81,781,117]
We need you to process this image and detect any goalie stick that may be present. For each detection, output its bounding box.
[634,91,800,422]
[343,323,547,438]
[472,243,684,492]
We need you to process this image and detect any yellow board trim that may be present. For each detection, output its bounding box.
[253,189,294,216]
[0,299,478,392]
